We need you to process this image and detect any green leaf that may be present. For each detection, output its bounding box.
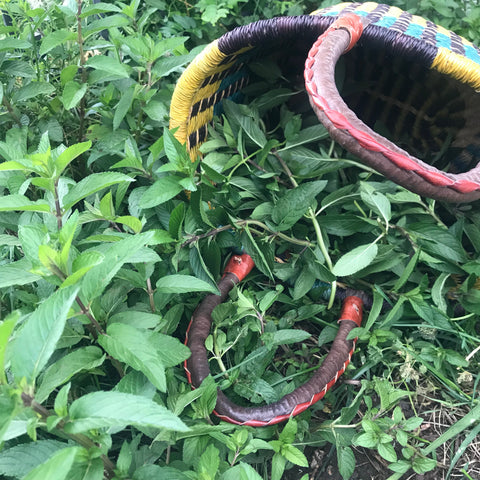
[278,418,298,443]
[38,244,62,275]
[221,462,263,480]
[282,124,329,150]
[408,223,467,263]
[153,52,197,77]
[355,431,378,448]
[62,81,88,109]
[332,242,378,277]
[9,285,79,383]
[412,456,437,474]
[223,100,267,147]
[67,457,104,480]
[115,215,143,233]
[1,417,28,443]
[0,258,42,288]
[197,444,220,478]
[373,378,410,411]
[0,38,31,51]
[18,225,48,263]
[281,444,308,467]
[321,214,374,236]
[156,274,219,294]
[62,172,134,211]
[80,2,123,17]
[0,388,17,442]
[3,61,34,79]
[39,29,77,55]
[147,332,191,368]
[61,251,104,288]
[193,375,218,418]
[98,323,168,392]
[292,267,316,300]
[337,446,355,480]
[396,429,409,446]
[66,391,189,433]
[272,181,327,230]
[0,440,68,478]
[113,84,136,130]
[83,14,130,37]
[22,447,81,480]
[0,313,19,383]
[271,452,286,480]
[109,311,160,329]
[393,248,420,292]
[133,465,191,480]
[377,442,397,462]
[35,346,105,403]
[0,195,50,212]
[0,311,20,384]
[431,272,450,312]
[85,55,131,78]
[54,383,71,417]
[81,232,154,302]
[409,300,452,330]
[269,329,311,346]
[12,82,55,102]
[163,126,190,169]
[0,234,20,247]
[388,460,411,474]
[140,176,184,208]
[402,416,424,431]
[360,183,391,223]
[0,160,27,171]
[143,100,168,122]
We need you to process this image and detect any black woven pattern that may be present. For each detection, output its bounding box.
[217,15,333,55]
[361,24,437,66]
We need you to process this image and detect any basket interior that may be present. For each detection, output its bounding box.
[340,44,480,174]
[182,12,480,176]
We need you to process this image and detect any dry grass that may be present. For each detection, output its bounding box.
[304,396,480,480]
[413,403,480,480]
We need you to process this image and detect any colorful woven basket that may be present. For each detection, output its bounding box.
[169,2,480,202]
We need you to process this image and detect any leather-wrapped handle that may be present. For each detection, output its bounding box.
[304,14,480,203]
[185,254,363,427]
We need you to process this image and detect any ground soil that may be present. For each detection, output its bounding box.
[284,397,480,480]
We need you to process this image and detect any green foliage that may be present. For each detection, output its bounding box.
[1,1,480,480]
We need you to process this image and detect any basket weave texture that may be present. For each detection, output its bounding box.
[169,1,480,201]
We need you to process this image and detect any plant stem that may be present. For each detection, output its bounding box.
[54,179,63,230]
[213,329,228,376]
[21,393,116,479]
[181,220,313,248]
[76,296,104,337]
[2,96,22,126]
[76,0,87,144]
[146,277,156,313]
[273,149,337,307]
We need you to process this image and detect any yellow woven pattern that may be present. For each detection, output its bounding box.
[170,41,225,144]
[432,47,480,91]
[170,39,252,158]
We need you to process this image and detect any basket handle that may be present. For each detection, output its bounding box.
[304,14,480,203]
[185,253,363,427]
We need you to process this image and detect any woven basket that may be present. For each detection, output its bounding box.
[169,2,480,202]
